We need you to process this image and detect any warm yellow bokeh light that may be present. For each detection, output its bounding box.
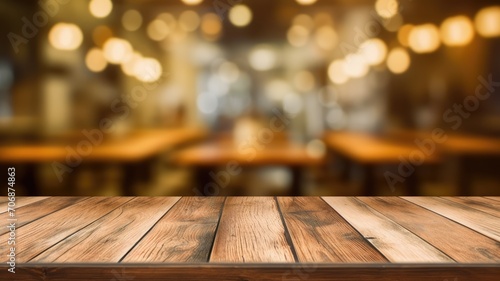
[398,24,414,47]
[179,10,201,32]
[343,54,369,78]
[181,0,203,5]
[85,48,107,72]
[387,47,410,74]
[328,60,349,85]
[103,38,133,64]
[359,38,387,66]
[48,23,83,51]
[408,24,441,54]
[89,0,113,18]
[314,25,338,50]
[287,25,310,47]
[440,16,475,47]
[296,0,317,5]
[134,58,163,82]
[229,5,252,27]
[121,52,142,76]
[122,10,142,31]
[147,19,171,41]
[475,6,500,38]
[248,45,277,71]
[201,13,222,39]
[375,0,399,19]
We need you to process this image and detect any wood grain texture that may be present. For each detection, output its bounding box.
[4,265,500,281]
[359,197,500,263]
[485,197,500,202]
[210,197,295,263]
[322,197,453,263]
[403,197,500,242]
[277,197,387,263]
[0,197,86,235]
[0,196,49,214]
[30,197,180,263]
[123,197,224,263]
[0,197,131,263]
[442,197,500,217]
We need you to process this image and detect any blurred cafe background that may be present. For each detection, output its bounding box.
[0,0,499,196]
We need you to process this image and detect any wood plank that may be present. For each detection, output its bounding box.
[403,197,500,242]
[322,197,453,263]
[359,197,500,263]
[484,197,500,203]
[30,197,181,263]
[0,197,131,263]
[0,197,86,235]
[210,197,295,263]
[123,197,224,263]
[0,196,49,214]
[277,197,387,263]
[5,265,500,281]
[442,197,500,218]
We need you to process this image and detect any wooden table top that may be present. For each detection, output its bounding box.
[1,196,498,280]
[174,141,324,166]
[323,131,440,164]
[0,128,206,163]
[387,129,500,156]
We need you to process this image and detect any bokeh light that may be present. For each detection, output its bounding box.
[359,38,387,66]
[287,25,310,47]
[475,6,500,38]
[181,0,203,5]
[201,13,223,40]
[375,0,399,19]
[121,52,142,76]
[328,60,349,85]
[409,24,441,53]
[387,47,410,74]
[122,10,143,31]
[229,5,253,27]
[248,45,277,71]
[398,24,414,47]
[103,38,133,64]
[89,0,113,18]
[314,25,338,50]
[179,10,201,32]
[48,23,83,51]
[85,48,107,72]
[296,0,317,5]
[343,54,369,78]
[147,19,171,41]
[134,57,163,82]
[440,16,475,47]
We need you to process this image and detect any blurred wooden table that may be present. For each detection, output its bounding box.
[323,131,440,195]
[1,196,498,280]
[174,140,325,195]
[389,130,500,195]
[0,128,206,195]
